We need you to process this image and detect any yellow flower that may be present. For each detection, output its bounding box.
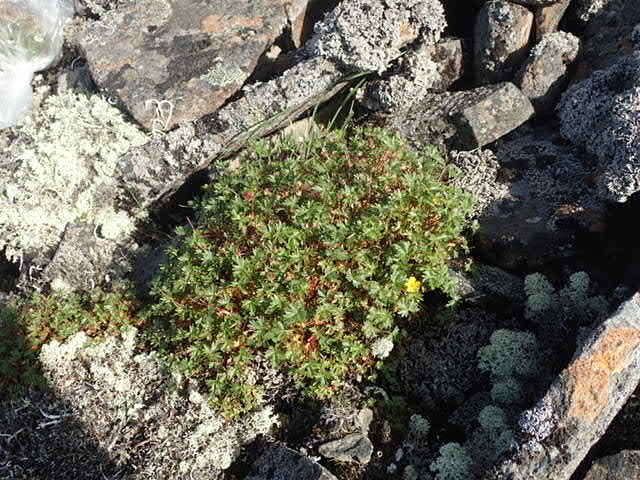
[405,276,422,293]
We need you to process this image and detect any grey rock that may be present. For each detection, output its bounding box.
[557,53,640,202]
[568,0,617,27]
[569,0,640,81]
[318,433,374,464]
[357,408,374,435]
[246,447,338,480]
[80,0,310,130]
[38,223,132,293]
[388,82,534,151]
[361,37,468,112]
[475,126,606,270]
[515,31,580,116]
[306,0,446,74]
[474,1,533,85]
[583,450,640,480]
[534,0,571,41]
[483,294,640,480]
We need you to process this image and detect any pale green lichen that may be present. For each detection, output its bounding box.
[0,91,148,263]
[200,65,245,87]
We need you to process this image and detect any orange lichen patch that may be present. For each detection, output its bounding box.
[200,14,264,34]
[567,328,640,423]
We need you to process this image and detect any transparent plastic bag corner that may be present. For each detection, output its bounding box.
[0,0,75,129]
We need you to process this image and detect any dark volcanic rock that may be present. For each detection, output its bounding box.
[474,0,533,85]
[388,82,534,151]
[80,0,308,130]
[474,126,605,271]
[515,31,580,116]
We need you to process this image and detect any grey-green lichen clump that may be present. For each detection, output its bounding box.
[0,91,148,264]
[39,328,278,477]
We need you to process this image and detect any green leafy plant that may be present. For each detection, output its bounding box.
[145,126,474,417]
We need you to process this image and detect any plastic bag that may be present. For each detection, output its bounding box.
[0,0,75,128]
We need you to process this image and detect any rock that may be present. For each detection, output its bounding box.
[515,32,580,116]
[39,223,132,293]
[508,0,558,6]
[534,0,571,41]
[38,328,278,477]
[483,294,640,480]
[557,54,640,202]
[474,125,605,271]
[246,447,338,480]
[318,433,374,464]
[583,450,640,480]
[80,0,309,130]
[567,0,616,28]
[474,1,534,85]
[288,0,341,48]
[388,82,534,151]
[357,408,374,435]
[569,0,640,80]
[361,37,467,112]
[305,0,446,74]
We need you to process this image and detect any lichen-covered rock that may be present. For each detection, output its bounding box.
[305,0,446,74]
[475,126,606,270]
[534,0,571,41]
[80,0,310,130]
[568,0,616,27]
[448,148,509,218]
[39,328,278,478]
[388,82,534,151]
[361,37,468,112]
[0,90,147,284]
[474,1,533,85]
[557,53,640,202]
[483,294,640,480]
[515,31,580,115]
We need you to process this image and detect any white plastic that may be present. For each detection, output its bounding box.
[0,0,75,128]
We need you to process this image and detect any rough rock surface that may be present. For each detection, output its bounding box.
[583,450,640,480]
[534,0,571,41]
[246,447,338,480]
[388,82,534,151]
[318,433,374,464]
[483,294,640,480]
[515,32,580,116]
[361,37,468,112]
[557,53,640,202]
[474,1,533,85]
[475,125,605,271]
[80,0,309,130]
[37,328,278,478]
[306,0,446,74]
[571,0,640,79]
